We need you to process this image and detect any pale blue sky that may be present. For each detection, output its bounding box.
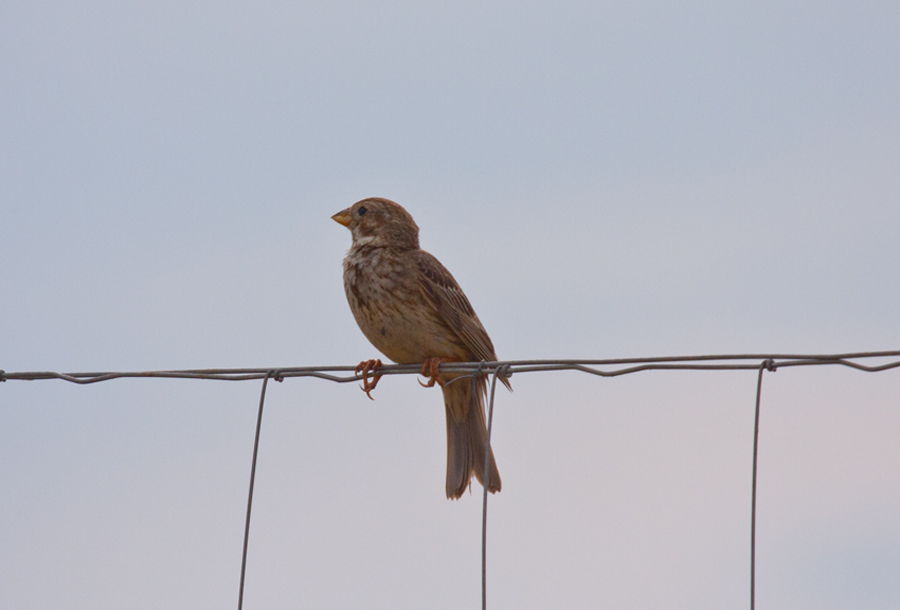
[2,2,899,609]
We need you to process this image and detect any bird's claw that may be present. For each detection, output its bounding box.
[418,357,447,388]
[355,359,383,400]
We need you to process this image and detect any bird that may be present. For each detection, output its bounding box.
[332,197,507,499]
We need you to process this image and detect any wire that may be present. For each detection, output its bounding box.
[3,350,899,610]
[482,364,507,610]
[237,370,281,610]
[4,351,900,384]
[750,360,774,610]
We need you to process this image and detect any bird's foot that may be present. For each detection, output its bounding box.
[355,359,383,400]
[418,357,447,388]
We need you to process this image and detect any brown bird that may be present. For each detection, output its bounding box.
[332,197,507,499]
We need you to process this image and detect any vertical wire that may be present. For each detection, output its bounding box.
[238,371,273,610]
[750,360,771,610]
[482,367,503,610]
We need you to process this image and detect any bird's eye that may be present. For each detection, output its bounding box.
[358,206,368,216]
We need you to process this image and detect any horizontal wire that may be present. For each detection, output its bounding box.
[3,351,900,384]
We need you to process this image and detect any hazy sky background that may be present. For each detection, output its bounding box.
[2,1,899,608]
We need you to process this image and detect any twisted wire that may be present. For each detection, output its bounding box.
[4,351,900,385]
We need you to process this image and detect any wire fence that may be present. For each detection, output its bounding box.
[3,350,900,610]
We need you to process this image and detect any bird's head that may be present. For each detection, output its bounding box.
[332,197,420,249]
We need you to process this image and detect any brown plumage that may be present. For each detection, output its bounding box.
[332,197,506,499]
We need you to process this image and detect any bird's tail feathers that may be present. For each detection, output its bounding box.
[443,375,501,499]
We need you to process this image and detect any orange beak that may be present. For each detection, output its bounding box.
[331,209,352,227]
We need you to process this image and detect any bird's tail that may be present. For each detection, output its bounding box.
[443,374,502,499]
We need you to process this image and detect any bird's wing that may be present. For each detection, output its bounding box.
[413,250,499,364]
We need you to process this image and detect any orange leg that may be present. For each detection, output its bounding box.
[355,359,383,400]
[418,357,447,388]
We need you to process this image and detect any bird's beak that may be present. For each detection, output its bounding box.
[331,209,352,227]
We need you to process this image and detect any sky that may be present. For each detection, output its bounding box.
[1,1,899,608]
